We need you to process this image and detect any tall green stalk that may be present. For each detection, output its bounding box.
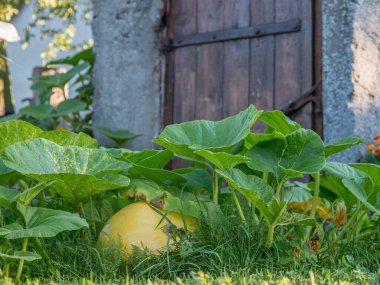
[4,263,10,277]
[89,196,96,233]
[275,179,285,201]
[333,204,364,245]
[309,172,320,219]
[231,188,246,224]
[15,237,28,284]
[212,171,219,204]
[262,172,268,183]
[266,225,275,248]
[305,171,320,242]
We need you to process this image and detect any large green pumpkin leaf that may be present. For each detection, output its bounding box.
[89,125,139,145]
[244,130,284,149]
[41,173,129,203]
[246,138,285,176]
[341,179,379,214]
[194,150,249,170]
[127,165,186,183]
[173,168,213,190]
[0,204,88,239]
[319,162,371,208]
[0,158,19,185]
[122,179,204,218]
[2,139,130,204]
[0,182,52,208]
[324,138,363,158]
[348,163,380,212]
[279,129,325,175]
[323,162,368,181]
[0,187,19,208]
[216,168,275,224]
[38,130,98,148]
[121,149,183,183]
[2,139,129,175]
[123,149,173,168]
[0,120,43,153]
[350,163,380,191]
[154,105,262,160]
[258,111,301,135]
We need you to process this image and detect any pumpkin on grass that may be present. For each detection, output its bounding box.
[98,201,196,257]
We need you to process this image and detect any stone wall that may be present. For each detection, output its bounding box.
[91,0,164,149]
[323,0,380,162]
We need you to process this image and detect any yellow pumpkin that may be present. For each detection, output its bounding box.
[98,201,196,256]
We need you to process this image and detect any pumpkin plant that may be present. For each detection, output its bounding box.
[151,106,369,249]
[0,120,131,234]
[154,105,261,204]
[0,182,88,282]
[317,162,380,252]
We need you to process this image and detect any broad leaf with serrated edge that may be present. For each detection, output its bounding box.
[258,111,300,135]
[154,105,262,161]
[0,120,42,153]
[38,130,98,148]
[324,137,363,158]
[0,204,88,239]
[2,139,130,204]
[279,129,325,175]
[194,150,249,170]
[216,168,275,224]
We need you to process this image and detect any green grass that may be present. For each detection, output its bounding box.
[1,216,375,284]
[1,201,379,284]
[0,270,379,285]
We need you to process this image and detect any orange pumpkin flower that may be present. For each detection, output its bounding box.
[288,198,332,219]
[374,134,380,140]
[366,144,375,152]
[375,146,380,156]
[308,237,321,252]
[333,202,347,228]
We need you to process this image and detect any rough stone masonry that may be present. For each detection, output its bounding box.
[323,0,380,162]
[91,0,164,149]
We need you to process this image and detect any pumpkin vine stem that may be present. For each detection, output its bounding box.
[231,187,246,224]
[15,237,28,284]
[212,170,219,204]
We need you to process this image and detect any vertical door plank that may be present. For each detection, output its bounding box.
[250,0,275,132]
[298,0,313,130]
[173,0,197,123]
[313,0,323,136]
[274,0,304,125]
[163,1,174,127]
[196,0,224,120]
[222,0,250,117]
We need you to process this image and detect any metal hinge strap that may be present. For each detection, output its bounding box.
[164,18,301,51]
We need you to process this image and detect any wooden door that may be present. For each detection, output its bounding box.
[164,0,322,134]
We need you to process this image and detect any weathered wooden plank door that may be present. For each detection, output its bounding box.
[164,0,322,134]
